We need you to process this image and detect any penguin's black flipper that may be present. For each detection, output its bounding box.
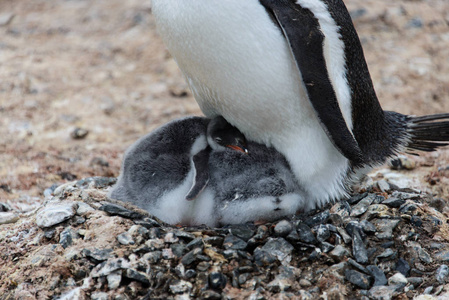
[186,148,211,201]
[259,0,363,164]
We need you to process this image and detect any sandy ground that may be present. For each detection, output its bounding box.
[1,0,449,211]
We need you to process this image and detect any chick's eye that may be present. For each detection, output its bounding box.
[215,137,223,143]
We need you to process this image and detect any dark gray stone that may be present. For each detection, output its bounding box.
[223,235,247,250]
[99,203,144,219]
[366,265,387,286]
[377,249,397,261]
[209,272,227,290]
[181,248,202,266]
[75,176,116,189]
[395,258,411,277]
[59,227,77,249]
[352,230,368,264]
[186,238,204,251]
[382,196,405,208]
[204,236,224,247]
[314,224,330,242]
[304,210,330,227]
[82,248,113,262]
[360,220,376,234]
[347,192,368,205]
[348,258,369,274]
[345,269,372,289]
[229,225,255,241]
[125,268,150,285]
[297,223,317,244]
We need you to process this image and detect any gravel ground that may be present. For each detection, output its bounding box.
[1,0,449,299]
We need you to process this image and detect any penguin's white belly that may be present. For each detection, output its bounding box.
[152,0,351,206]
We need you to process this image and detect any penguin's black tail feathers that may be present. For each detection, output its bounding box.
[407,113,449,153]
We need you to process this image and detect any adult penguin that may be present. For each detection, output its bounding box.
[151,0,449,209]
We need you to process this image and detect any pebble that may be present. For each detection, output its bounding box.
[372,219,401,240]
[82,248,113,262]
[388,272,408,286]
[396,258,411,277]
[297,223,317,244]
[107,270,122,290]
[436,264,449,284]
[35,203,76,228]
[345,269,372,289]
[352,230,369,264]
[208,272,227,290]
[267,266,295,292]
[377,248,397,261]
[304,210,330,227]
[369,285,397,300]
[348,193,369,205]
[99,203,144,219]
[351,194,375,217]
[229,225,255,241]
[75,202,94,215]
[60,227,78,249]
[329,245,351,262]
[382,196,406,208]
[91,258,130,277]
[223,235,247,250]
[91,292,108,300]
[70,127,89,139]
[314,224,331,242]
[274,220,294,237]
[258,238,294,264]
[0,13,14,26]
[169,280,193,294]
[0,212,19,225]
[435,250,449,262]
[367,265,387,286]
[125,268,150,285]
[117,232,135,245]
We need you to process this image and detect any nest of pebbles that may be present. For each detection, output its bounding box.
[1,175,449,300]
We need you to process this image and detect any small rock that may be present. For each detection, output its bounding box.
[407,277,423,286]
[164,232,179,243]
[363,204,391,220]
[372,219,401,240]
[125,268,150,285]
[435,250,449,262]
[388,272,407,286]
[320,241,334,253]
[117,232,134,245]
[329,245,351,262]
[274,220,294,237]
[181,248,202,266]
[436,264,449,284]
[223,235,247,250]
[82,248,113,262]
[0,13,14,26]
[267,266,295,292]
[107,270,122,290]
[368,285,397,300]
[0,212,19,225]
[229,225,255,241]
[314,224,330,242]
[186,238,204,250]
[376,180,390,192]
[358,221,375,235]
[90,292,108,300]
[89,157,109,167]
[348,193,368,205]
[60,227,78,249]
[299,279,312,287]
[345,269,372,289]
[330,201,351,217]
[203,236,224,247]
[382,197,405,208]
[76,177,116,189]
[208,272,227,290]
[35,203,76,228]
[377,249,397,261]
[390,156,416,170]
[201,290,222,300]
[75,202,94,215]
[348,258,369,274]
[91,258,130,277]
[297,223,317,244]
[352,230,369,264]
[367,265,387,286]
[337,227,352,244]
[99,203,144,219]
[169,280,193,294]
[71,127,89,139]
[258,238,294,264]
[395,258,411,277]
[304,210,330,227]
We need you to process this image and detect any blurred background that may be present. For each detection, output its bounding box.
[1,0,449,212]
